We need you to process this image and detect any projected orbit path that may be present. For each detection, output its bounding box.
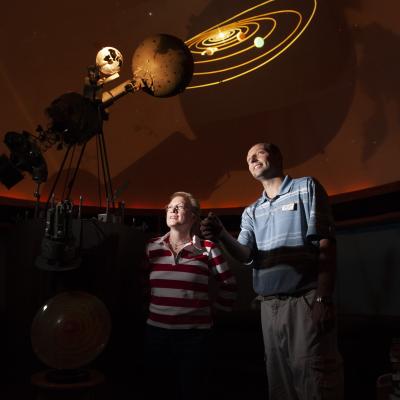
[185,0,317,89]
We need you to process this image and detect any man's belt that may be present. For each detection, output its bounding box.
[258,288,314,301]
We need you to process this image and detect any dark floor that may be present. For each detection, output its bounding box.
[3,312,398,400]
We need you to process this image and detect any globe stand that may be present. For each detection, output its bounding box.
[31,369,105,400]
[45,368,90,384]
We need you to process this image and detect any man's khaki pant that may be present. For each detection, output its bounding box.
[260,289,344,400]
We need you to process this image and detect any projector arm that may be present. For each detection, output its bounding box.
[101,78,143,108]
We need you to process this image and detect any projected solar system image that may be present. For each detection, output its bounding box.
[0,0,399,208]
[186,0,317,88]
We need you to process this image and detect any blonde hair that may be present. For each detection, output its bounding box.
[170,191,200,216]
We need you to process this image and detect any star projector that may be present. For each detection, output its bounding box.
[1,33,193,196]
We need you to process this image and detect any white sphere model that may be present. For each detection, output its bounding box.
[96,47,123,76]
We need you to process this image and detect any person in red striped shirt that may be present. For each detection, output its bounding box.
[143,191,237,400]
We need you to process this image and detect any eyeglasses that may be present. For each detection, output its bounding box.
[165,204,187,213]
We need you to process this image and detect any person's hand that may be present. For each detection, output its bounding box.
[200,212,223,240]
[312,301,336,335]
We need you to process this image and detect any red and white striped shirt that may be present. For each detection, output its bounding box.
[145,233,237,329]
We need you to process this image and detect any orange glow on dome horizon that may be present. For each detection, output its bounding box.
[185,0,317,89]
[1,180,381,210]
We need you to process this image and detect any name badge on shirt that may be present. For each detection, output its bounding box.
[282,202,296,211]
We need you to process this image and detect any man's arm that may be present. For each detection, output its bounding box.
[200,212,251,263]
[312,237,337,334]
[316,237,337,298]
[218,228,252,263]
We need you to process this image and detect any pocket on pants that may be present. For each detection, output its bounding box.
[301,291,314,313]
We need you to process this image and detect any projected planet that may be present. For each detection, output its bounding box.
[132,33,194,97]
[31,291,111,370]
[185,0,317,88]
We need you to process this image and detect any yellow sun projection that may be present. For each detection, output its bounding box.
[185,0,317,89]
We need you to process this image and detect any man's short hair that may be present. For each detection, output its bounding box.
[262,143,283,168]
[263,143,282,157]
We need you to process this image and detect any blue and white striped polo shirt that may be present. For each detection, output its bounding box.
[238,175,335,296]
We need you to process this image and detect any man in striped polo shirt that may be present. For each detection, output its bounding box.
[201,143,344,400]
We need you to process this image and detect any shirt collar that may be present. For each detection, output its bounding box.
[261,175,293,201]
[278,175,293,195]
[155,232,202,251]
[191,234,203,250]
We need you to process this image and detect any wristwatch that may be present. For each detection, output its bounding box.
[314,296,333,304]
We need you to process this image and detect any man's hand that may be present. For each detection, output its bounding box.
[200,212,223,240]
[312,301,336,335]
[201,213,252,262]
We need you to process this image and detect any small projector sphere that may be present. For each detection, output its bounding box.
[96,47,123,76]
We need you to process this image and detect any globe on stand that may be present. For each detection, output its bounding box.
[31,291,111,382]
